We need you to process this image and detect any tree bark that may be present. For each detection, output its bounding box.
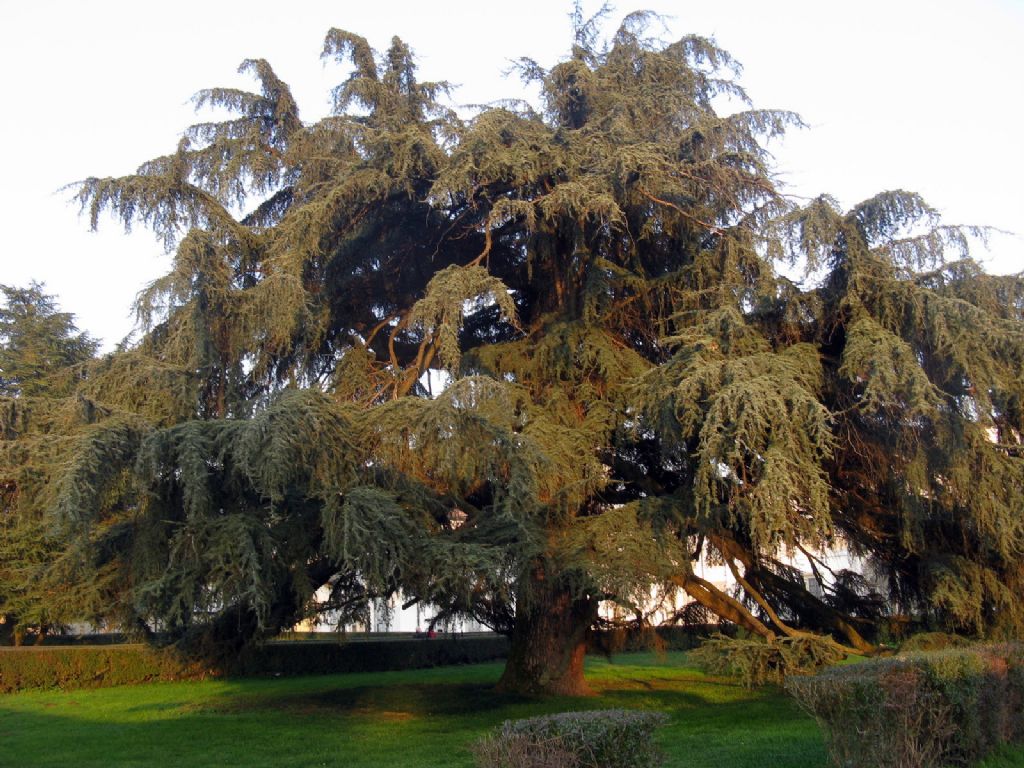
[496,565,598,697]
[675,573,776,639]
[710,533,876,654]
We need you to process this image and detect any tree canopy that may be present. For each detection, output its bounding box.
[0,283,98,642]
[0,283,97,399]
[2,8,1022,693]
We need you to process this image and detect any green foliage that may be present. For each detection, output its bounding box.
[0,283,98,398]
[786,644,1024,768]
[691,633,847,687]
[0,284,102,638]
[5,7,1020,694]
[476,709,668,768]
[0,644,210,692]
[635,333,835,552]
[0,636,511,693]
[898,631,974,653]
[0,652,834,768]
[321,486,419,593]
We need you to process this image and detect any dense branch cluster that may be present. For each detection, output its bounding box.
[1,9,1021,690]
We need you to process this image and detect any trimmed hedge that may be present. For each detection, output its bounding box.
[898,631,974,653]
[474,709,668,768]
[0,645,211,693]
[786,643,1024,768]
[589,624,736,655]
[0,635,510,693]
[232,635,510,677]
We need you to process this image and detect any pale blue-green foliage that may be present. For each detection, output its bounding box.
[143,422,216,521]
[320,486,419,594]
[75,155,254,253]
[765,194,842,271]
[410,537,518,609]
[99,374,602,630]
[149,513,278,627]
[635,311,833,551]
[409,265,519,371]
[51,417,148,529]
[847,255,1024,423]
[134,390,359,510]
[106,390,364,628]
[560,503,689,608]
[839,316,943,418]
[17,8,1022,653]
[225,388,360,503]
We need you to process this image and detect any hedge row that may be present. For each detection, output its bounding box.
[786,643,1024,768]
[0,635,510,693]
[589,624,736,655]
[0,645,212,693]
[232,635,510,677]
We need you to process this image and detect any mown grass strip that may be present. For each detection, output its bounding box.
[1,652,1021,767]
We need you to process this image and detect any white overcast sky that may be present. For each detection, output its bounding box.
[1,0,1021,350]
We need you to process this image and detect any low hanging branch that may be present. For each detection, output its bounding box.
[723,556,864,657]
[672,573,775,640]
[711,534,875,654]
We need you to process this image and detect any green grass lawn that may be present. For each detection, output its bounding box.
[2,652,1023,767]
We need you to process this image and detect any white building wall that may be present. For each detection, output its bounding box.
[295,543,866,634]
[294,589,488,634]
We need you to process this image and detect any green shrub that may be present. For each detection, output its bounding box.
[474,709,668,768]
[691,633,846,687]
[0,635,511,692]
[589,624,734,655]
[234,635,510,677]
[0,645,209,693]
[786,643,1024,768]
[472,732,582,768]
[898,631,974,653]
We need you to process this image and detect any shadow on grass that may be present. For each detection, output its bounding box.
[223,673,725,722]
[0,655,834,768]
[246,682,529,718]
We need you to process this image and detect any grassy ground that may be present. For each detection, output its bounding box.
[1,652,1022,767]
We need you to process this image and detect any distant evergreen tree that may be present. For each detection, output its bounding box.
[0,283,98,643]
[0,283,97,398]
[3,8,1020,692]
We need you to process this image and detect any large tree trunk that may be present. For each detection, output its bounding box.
[496,566,598,697]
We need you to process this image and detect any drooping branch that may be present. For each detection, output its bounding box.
[711,533,875,653]
[723,555,864,656]
[672,572,775,640]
